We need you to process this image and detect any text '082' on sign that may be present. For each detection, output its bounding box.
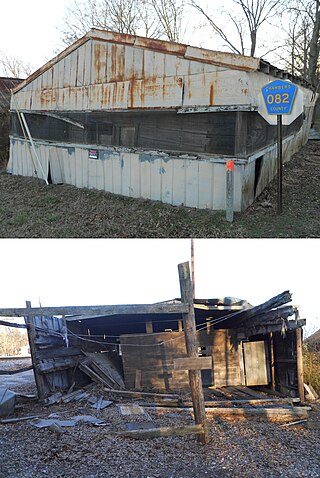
[261,80,298,115]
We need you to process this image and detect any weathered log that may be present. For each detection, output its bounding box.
[116,424,204,439]
[145,406,310,422]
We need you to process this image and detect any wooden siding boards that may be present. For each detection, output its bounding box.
[120,332,189,392]
[120,329,242,392]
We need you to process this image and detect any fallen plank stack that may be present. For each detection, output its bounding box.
[79,352,125,390]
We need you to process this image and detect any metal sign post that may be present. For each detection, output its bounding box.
[277,115,283,214]
[261,80,298,215]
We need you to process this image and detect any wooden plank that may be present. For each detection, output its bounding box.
[135,369,142,390]
[173,357,213,371]
[178,262,208,444]
[0,303,188,318]
[0,320,27,329]
[103,387,179,400]
[145,321,153,334]
[243,341,268,386]
[146,406,310,422]
[24,301,46,401]
[296,327,305,403]
[36,347,82,360]
[37,356,82,373]
[117,424,204,439]
[118,404,145,416]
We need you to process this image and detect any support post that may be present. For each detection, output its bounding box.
[24,301,46,400]
[226,160,234,222]
[277,114,283,214]
[191,239,195,300]
[146,321,153,334]
[178,262,208,444]
[269,332,275,391]
[296,327,305,403]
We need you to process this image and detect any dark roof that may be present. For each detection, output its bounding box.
[0,77,23,113]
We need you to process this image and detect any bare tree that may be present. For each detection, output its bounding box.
[60,0,185,45]
[189,0,283,56]
[278,0,320,86]
[0,326,28,356]
[149,0,185,42]
[0,52,32,78]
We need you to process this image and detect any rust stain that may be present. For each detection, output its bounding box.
[110,44,117,82]
[209,84,215,105]
[94,42,102,82]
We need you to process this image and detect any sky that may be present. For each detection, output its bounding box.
[0,0,284,77]
[0,239,318,336]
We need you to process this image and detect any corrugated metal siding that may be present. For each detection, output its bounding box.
[8,138,245,211]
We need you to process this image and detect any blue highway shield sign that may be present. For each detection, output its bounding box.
[262,80,298,115]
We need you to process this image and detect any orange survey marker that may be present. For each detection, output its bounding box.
[226,160,234,171]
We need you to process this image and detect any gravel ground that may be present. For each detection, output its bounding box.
[1,370,320,478]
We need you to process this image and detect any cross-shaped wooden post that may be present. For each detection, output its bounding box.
[178,262,209,444]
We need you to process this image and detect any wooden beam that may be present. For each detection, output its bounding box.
[24,301,46,401]
[147,406,310,422]
[296,327,305,403]
[173,357,212,371]
[0,320,27,329]
[178,262,208,444]
[103,388,179,400]
[117,424,204,439]
[212,291,293,329]
[270,332,275,391]
[0,303,188,318]
[243,319,306,337]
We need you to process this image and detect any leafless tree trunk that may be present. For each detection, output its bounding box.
[279,0,320,86]
[189,0,283,57]
[308,0,320,85]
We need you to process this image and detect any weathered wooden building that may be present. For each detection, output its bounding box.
[7,29,316,211]
[0,291,305,400]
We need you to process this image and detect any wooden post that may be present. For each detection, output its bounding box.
[178,262,209,444]
[146,321,153,334]
[24,301,46,400]
[269,332,275,391]
[191,239,195,300]
[226,160,234,223]
[296,327,305,403]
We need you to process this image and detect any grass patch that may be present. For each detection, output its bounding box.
[11,212,28,226]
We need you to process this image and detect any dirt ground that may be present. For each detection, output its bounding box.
[0,141,319,238]
[1,362,320,478]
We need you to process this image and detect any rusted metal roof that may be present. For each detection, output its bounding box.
[13,29,260,95]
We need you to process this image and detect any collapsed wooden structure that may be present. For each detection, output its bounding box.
[0,277,305,405]
[8,29,317,211]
